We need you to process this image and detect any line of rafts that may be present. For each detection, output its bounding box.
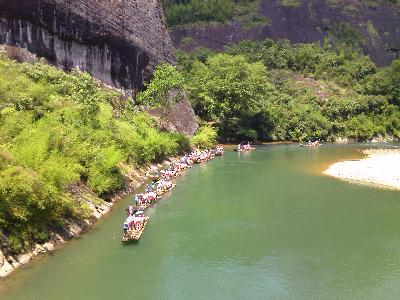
[234,142,255,152]
[122,146,225,242]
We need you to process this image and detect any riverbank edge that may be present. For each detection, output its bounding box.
[0,159,174,278]
[323,148,400,190]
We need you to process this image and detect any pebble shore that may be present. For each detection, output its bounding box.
[324,149,400,190]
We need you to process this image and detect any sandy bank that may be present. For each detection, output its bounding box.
[324,149,400,190]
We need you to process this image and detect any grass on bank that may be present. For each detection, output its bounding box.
[0,55,190,253]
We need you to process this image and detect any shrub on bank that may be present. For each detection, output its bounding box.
[0,56,189,253]
[191,125,217,148]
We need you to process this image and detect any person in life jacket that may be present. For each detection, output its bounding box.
[128,204,133,216]
[123,221,129,235]
[134,194,140,206]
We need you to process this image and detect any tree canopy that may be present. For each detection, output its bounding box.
[175,39,400,142]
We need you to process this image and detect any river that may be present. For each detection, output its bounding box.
[1,144,399,299]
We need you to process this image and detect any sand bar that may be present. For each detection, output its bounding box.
[324,149,400,190]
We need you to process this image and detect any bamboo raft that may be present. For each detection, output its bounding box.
[300,143,321,148]
[122,217,149,242]
[156,183,176,197]
[193,157,209,163]
[234,148,255,152]
[136,184,177,211]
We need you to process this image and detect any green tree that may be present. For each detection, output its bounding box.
[137,64,185,112]
[187,54,271,121]
[191,125,217,148]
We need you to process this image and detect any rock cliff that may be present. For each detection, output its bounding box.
[171,0,400,67]
[0,0,175,91]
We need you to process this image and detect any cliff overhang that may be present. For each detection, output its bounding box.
[0,0,176,91]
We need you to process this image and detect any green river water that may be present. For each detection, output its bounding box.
[1,144,400,299]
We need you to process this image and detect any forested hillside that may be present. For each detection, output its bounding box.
[151,40,400,142]
[164,0,399,27]
[160,0,400,142]
[166,0,400,67]
[163,0,263,27]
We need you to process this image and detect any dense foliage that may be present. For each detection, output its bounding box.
[163,0,399,27]
[163,0,260,27]
[0,55,188,253]
[175,39,400,142]
[137,64,185,111]
[191,125,217,148]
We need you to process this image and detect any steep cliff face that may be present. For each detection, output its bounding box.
[171,0,400,66]
[0,0,175,91]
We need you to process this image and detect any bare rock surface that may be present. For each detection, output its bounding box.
[16,253,31,265]
[171,0,400,67]
[42,243,55,251]
[0,250,14,277]
[147,100,199,136]
[0,0,175,90]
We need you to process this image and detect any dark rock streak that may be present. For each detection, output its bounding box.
[171,0,400,66]
[0,0,175,90]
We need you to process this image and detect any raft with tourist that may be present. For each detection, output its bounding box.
[215,146,224,156]
[192,149,213,163]
[235,142,255,152]
[121,147,223,242]
[300,140,321,148]
[122,210,149,242]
